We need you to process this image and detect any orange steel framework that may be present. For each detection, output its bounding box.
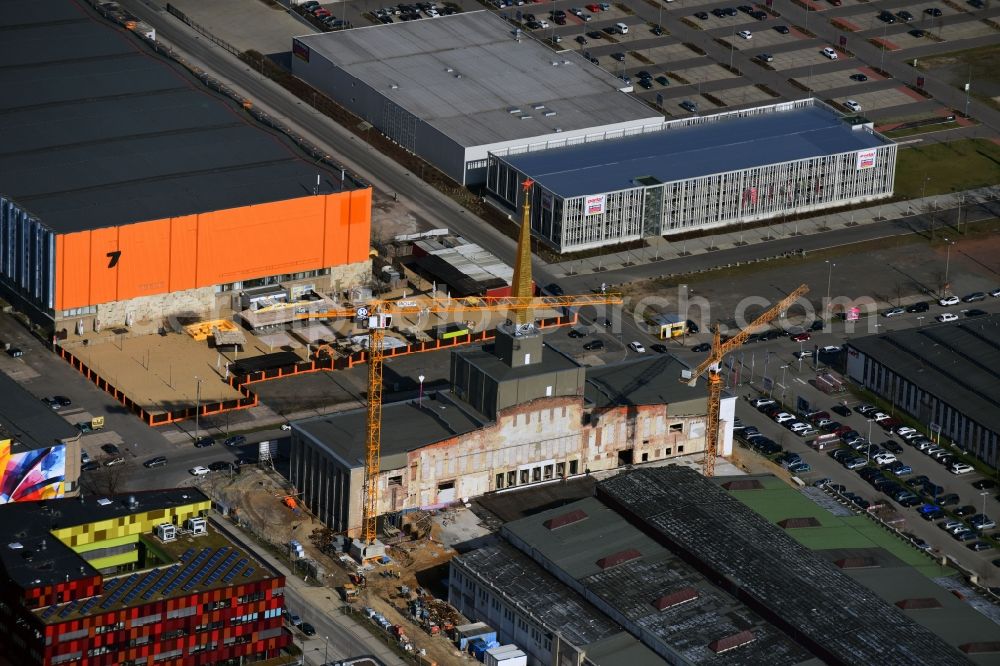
[682,284,809,478]
[300,179,623,546]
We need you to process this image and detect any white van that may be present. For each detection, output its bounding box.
[615,22,629,34]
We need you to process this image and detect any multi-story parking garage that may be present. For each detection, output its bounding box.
[0,1,371,334]
[487,99,897,253]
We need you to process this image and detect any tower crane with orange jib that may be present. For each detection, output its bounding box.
[681,284,809,478]
[298,178,622,558]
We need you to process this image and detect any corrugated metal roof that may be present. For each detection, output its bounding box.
[598,468,971,665]
[500,103,891,198]
[501,496,814,664]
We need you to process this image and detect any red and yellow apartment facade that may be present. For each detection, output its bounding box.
[0,492,290,666]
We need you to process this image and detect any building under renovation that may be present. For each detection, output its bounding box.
[289,326,733,535]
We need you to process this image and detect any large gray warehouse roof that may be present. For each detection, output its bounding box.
[597,467,970,666]
[501,497,815,664]
[0,1,352,233]
[846,314,1000,435]
[293,11,661,147]
[501,103,890,198]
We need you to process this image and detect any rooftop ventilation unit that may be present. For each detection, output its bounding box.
[507,108,521,114]
[519,115,532,120]
[390,83,399,89]
[446,67,454,72]
[155,523,177,543]
[544,111,557,117]
[186,517,207,535]
[97,498,112,506]
[532,104,546,110]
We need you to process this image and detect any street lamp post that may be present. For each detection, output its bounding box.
[943,238,955,294]
[680,284,688,347]
[866,419,874,463]
[779,365,789,404]
[194,376,203,440]
[825,260,836,315]
[418,374,425,407]
[324,635,330,665]
[764,351,773,396]
[981,491,990,521]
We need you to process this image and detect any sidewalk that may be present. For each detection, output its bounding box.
[550,186,1000,278]
[214,515,406,666]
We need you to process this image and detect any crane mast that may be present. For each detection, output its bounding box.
[304,178,622,550]
[683,284,810,477]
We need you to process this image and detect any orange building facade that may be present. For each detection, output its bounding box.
[53,189,371,313]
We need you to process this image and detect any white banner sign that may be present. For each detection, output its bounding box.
[856,149,877,170]
[584,194,606,216]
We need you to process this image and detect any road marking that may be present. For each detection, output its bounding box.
[795,378,807,385]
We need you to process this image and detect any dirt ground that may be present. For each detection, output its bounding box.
[197,466,469,664]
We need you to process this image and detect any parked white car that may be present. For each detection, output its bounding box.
[189,466,210,476]
[939,295,960,306]
[950,463,974,475]
[936,313,959,322]
[874,453,897,466]
[821,47,838,59]
[844,99,862,112]
[628,341,646,353]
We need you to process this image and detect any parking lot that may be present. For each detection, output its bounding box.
[151,0,1000,127]
[735,388,1000,585]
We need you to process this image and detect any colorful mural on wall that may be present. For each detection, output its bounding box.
[0,439,66,503]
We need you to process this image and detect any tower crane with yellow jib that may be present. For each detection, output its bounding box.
[681,284,809,477]
[299,178,623,559]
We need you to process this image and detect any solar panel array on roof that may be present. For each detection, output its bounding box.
[225,559,249,583]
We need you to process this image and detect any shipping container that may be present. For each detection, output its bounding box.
[455,622,497,650]
[485,645,528,666]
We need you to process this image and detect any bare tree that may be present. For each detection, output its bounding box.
[80,461,133,497]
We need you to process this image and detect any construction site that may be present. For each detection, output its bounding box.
[194,456,485,666]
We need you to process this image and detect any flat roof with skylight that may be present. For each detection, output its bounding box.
[292,11,661,148]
